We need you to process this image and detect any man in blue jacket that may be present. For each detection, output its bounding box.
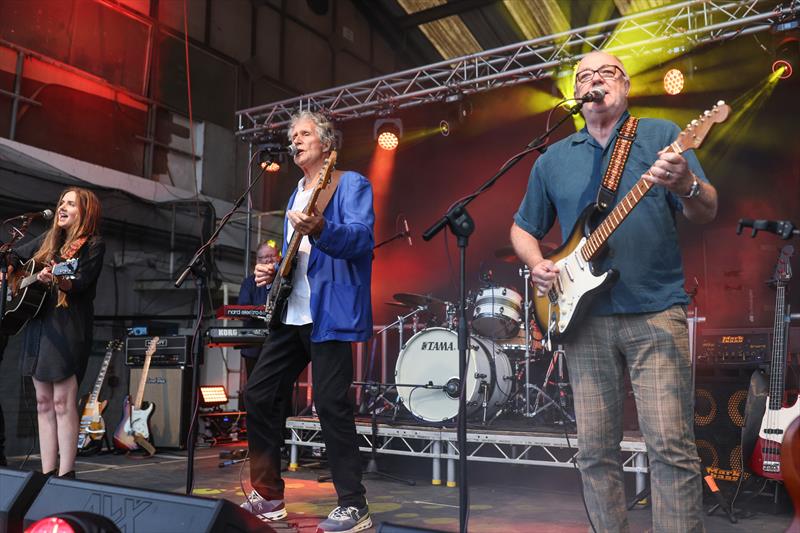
[242,111,374,533]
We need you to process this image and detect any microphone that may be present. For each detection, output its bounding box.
[261,144,298,157]
[578,88,606,103]
[6,209,54,222]
[403,216,413,246]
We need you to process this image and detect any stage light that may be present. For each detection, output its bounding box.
[25,512,120,533]
[439,120,450,137]
[200,385,228,407]
[773,36,798,79]
[663,68,685,95]
[374,118,402,151]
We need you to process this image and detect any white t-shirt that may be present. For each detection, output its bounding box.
[284,177,313,326]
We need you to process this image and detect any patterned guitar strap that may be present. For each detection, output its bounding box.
[55,235,88,308]
[595,116,639,212]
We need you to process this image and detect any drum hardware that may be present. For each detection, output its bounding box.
[531,346,575,424]
[471,285,523,339]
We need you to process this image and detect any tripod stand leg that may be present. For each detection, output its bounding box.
[432,441,442,486]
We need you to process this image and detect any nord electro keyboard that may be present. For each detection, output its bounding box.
[215,305,267,320]
[205,327,268,348]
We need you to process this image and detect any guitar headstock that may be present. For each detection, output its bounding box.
[146,336,160,357]
[313,150,338,192]
[773,245,795,286]
[674,101,731,152]
[52,258,79,279]
[106,339,124,352]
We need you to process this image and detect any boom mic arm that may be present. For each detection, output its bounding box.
[737,218,799,240]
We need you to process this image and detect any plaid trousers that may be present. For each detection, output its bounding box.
[564,305,704,533]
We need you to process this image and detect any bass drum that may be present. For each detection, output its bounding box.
[394,327,513,422]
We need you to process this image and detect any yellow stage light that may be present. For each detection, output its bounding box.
[663,68,685,95]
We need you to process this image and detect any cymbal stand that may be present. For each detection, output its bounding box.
[532,346,575,424]
[520,265,533,414]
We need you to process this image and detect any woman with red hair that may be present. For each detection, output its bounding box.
[10,187,105,478]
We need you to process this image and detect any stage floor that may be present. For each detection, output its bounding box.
[6,442,791,533]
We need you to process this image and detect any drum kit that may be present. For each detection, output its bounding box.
[379,243,575,426]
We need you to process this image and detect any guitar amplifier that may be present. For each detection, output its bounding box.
[125,336,191,366]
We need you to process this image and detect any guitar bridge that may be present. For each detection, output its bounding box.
[763,461,780,473]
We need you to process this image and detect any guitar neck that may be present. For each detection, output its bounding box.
[582,145,680,262]
[769,285,789,410]
[89,350,114,404]
[134,353,152,410]
[276,183,326,279]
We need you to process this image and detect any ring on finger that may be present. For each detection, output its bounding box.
[666,169,672,179]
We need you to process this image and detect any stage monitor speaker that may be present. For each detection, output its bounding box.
[23,478,269,533]
[694,367,755,483]
[129,366,190,449]
[0,468,47,533]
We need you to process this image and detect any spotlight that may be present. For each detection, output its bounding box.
[439,120,450,137]
[199,385,229,408]
[25,512,120,533]
[374,118,402,151]
[773,36,799,79]
[663,68,685,95]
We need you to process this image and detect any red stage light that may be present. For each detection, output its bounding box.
[25,517,76,533]
[663,68,685,95]
[773,59,793,79]
[373,118,402,151]
[377,131,399,150]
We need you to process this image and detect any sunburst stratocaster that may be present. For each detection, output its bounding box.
[114,336,158,455]
[77,339,122,452]
[532,101,731,341]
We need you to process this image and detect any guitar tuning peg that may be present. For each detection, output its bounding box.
[704,110,711,117]
[691,119,699,126]
[717,100,725,106]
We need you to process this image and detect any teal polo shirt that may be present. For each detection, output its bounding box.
[513,110,709,316]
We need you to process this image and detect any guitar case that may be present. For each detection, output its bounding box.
[742,368,768,472]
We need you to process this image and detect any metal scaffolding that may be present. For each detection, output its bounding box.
[285,417,649,490]
[236,0,798,139]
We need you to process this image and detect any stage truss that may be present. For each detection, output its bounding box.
[236,0,799,140]
[285,417,649,490]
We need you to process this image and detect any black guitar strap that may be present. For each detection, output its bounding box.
[595,116,639,212]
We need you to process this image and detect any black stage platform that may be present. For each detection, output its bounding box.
[5,432,792,532]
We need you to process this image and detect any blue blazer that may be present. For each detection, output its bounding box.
[282,170,374,343]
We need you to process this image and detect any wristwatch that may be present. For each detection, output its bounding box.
[681,175,701,199]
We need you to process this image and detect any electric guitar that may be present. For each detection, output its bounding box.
[749,245,795,479]
[263,151,338,329]
[531,102,731,341]
[113,336,158,455]
[77,339,122,452]
[1,258,79,335]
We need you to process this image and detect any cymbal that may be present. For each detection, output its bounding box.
[385,301,410,308]
[494,242,556,263]
[393,292,446,310]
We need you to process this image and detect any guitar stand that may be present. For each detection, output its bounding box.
[704,473,738,524]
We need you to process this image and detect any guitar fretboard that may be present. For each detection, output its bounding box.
[769,284,788,410]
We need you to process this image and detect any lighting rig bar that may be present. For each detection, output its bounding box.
[236,0,798,139]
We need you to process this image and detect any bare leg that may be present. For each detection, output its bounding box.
[53,376,79,475]
[32,378,57,473]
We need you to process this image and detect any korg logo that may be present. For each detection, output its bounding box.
[83,493,152,531]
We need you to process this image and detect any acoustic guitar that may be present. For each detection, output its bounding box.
[1,257,79,335]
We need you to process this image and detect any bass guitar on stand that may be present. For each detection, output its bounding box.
[531,102,731,342]
[749,245,796,479]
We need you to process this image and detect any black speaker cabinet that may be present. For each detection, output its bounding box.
[0,469,46,533]
[23,478,268,533]
[129,367,191,449]
[694,366,755,483]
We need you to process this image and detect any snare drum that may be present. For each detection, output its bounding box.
[471,286,523,339]
[394,327,513,422]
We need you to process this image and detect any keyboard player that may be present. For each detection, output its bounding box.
[238,240,280,377]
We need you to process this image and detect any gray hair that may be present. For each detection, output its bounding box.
[287,111,336,150]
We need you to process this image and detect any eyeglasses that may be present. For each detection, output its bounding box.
[575,64,625,84]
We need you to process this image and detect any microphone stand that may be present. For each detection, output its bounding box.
[422,99,586,533]
[175,152,271,495]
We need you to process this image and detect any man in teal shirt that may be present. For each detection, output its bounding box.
[511,51,718,532]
